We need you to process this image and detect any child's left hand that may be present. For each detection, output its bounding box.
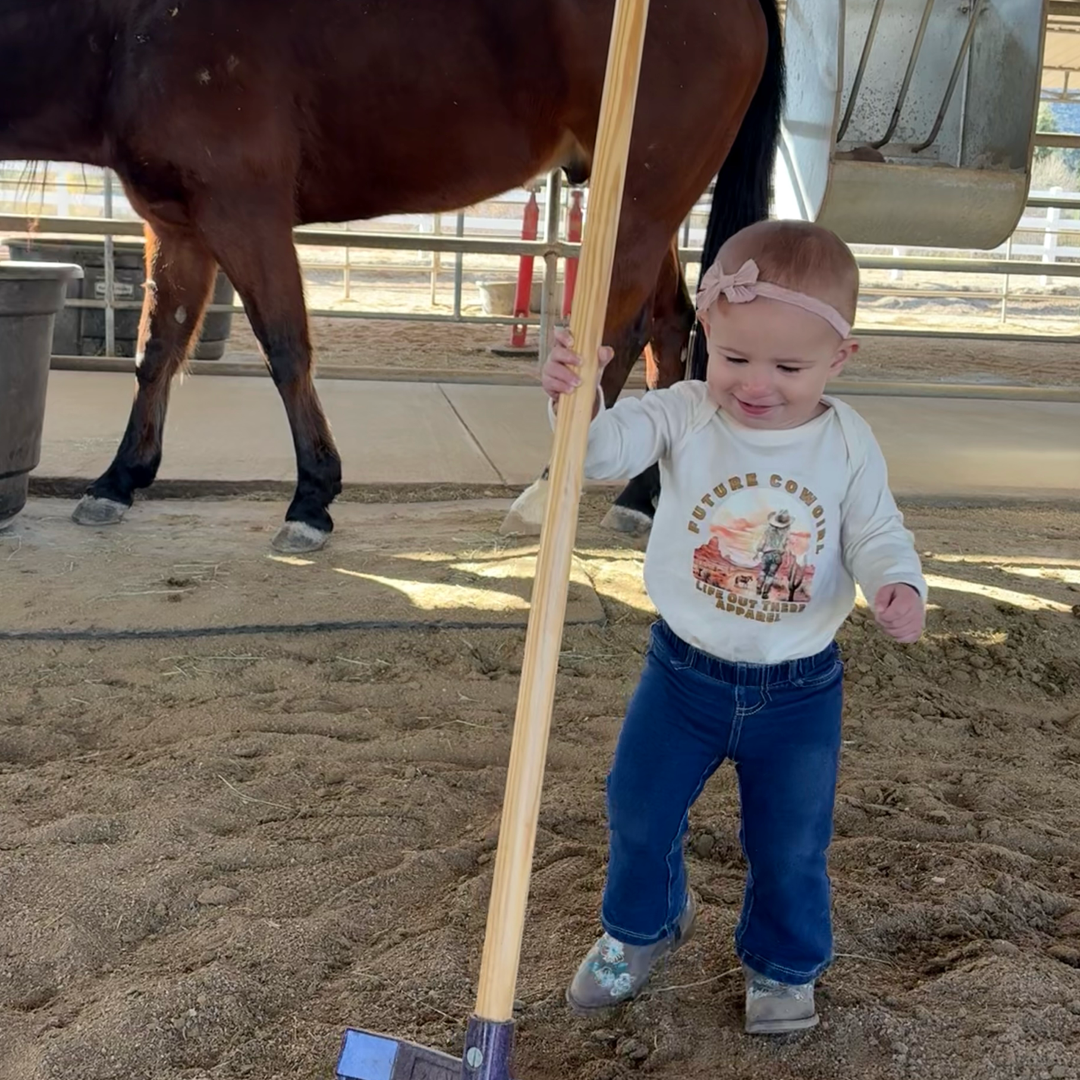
[874,584,925,643]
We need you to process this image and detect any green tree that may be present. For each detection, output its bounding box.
[1034,102,1080,184]
[1035,102,1059,163]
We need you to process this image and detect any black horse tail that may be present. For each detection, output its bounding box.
[688,0,785,380]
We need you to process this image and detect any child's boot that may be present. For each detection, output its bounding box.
[566,892,697,1014]
[743,964,819,1034]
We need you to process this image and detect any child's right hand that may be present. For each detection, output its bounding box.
[541,328,614,410]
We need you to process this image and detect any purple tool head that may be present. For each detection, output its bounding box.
[337,1017,515,1080]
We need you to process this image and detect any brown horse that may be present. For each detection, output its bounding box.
[0,0,782,553]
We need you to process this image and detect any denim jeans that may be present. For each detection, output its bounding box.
[601,619,844,984]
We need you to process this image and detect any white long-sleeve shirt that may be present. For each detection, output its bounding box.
[557,382,926,664]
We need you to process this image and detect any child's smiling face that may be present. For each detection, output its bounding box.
[701,297,858,430]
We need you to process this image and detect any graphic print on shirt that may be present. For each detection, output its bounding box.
[687,472,828,624]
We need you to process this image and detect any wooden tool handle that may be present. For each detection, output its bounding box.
[474,0,651,1024]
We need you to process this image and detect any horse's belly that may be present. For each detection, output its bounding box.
[296,156,555,225]
[294,120,575,225]
[295,169,517,224]
[291,17,585,224]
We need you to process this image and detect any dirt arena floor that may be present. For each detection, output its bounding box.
[1,494,1078,1080]
[222,313,1080,389]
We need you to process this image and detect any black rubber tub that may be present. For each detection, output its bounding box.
[1,261,83,529]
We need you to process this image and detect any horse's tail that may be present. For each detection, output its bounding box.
[688,0,785,379]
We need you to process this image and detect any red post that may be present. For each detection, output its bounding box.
[562,188,584,319]
[510,189,540,348]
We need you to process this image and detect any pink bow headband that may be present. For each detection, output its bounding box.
[694,258,852,339]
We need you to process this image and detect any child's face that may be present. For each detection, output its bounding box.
[701,298,858,430]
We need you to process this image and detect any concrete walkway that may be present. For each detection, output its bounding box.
[36,370,1080,500]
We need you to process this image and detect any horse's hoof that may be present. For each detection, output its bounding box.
[498,510,543,537]
[272,520,330,554]
[72,495,129,526]
[601,505,654,537]
[500,479,548,536]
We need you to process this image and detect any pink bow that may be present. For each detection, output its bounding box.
[692,256,853,338]
[695,258,760,314]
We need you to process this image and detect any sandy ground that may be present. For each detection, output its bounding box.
[0,494,1078,1080]
[224,308,1080,389]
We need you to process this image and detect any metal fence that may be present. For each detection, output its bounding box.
[3,163,1080,363]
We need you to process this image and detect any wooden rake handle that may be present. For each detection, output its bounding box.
[474,0,652,1024]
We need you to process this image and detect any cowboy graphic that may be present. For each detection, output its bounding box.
[756,509,793,598]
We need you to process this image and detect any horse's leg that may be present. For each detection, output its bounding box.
[498,234,671,538]
[195,192,342,554]
[644,240,696,393]
[73,225,216,526]
[601,240,694,536]
[497,0,771,543]
[498,296,652,537]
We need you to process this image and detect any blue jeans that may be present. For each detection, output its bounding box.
[601,620,844,984]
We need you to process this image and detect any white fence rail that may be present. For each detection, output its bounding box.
[2,164,1079,360]
[21,170,1080,271]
